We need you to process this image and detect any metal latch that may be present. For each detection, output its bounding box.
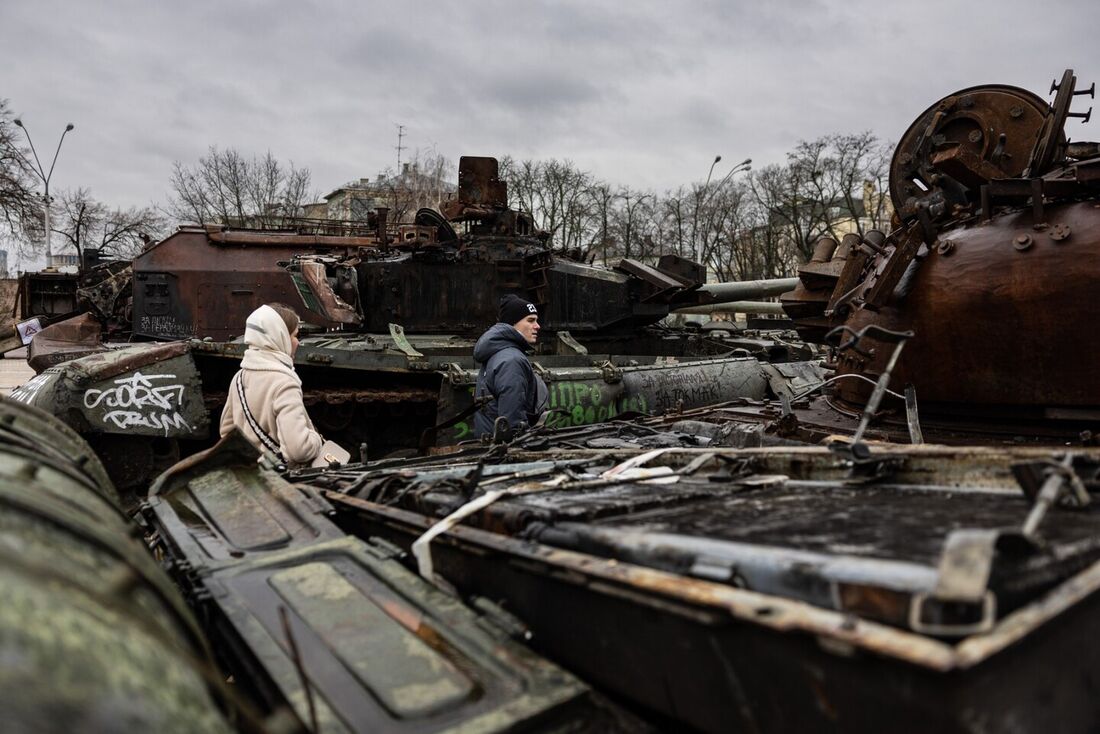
[1013,454,1091,543]
[908,589,997,637]
[598,360,622,384]
[388,323,424,359]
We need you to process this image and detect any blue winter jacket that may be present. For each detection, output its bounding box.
[473,323,539,438]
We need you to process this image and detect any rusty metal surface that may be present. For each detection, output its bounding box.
[829,198,1100,412]
[312,443,1100,635]
[888,83,1053,216]
[66,340,193,383]
[132,227,364,339]
[17,269,79,320]
[327,485,1100,733]
[444,156,508,216]
[783,71,1100,425]
[26,312,106,373]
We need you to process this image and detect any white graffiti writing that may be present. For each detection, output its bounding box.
[101,410,191,433]
[83,371,191,435]
[137,315,194,337]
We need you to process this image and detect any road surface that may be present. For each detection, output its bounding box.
[0,352,35,396]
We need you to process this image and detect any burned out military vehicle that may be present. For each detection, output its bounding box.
[13,156,819,492]
[127,156,798,354]
[774,69,1100,446]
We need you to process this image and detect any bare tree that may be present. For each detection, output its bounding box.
[610,189,659,260]
[586,181,617,263]
[496,131,892,281]
[51,188,164,262]
[0,99,36,234]
[498,157,597,252]
[810,132,893,239]
[167,146,313,226]
[378,148,456,223]
[746,133,893,263]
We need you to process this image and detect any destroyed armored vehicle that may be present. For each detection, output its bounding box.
[12,156,821,493]
[142,414,1100,733]
[127,156,801,356]
[776,69,1100,446]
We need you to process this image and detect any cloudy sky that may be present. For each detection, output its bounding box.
[2,0,1098,212]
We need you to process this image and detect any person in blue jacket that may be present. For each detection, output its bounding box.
[473,294,546,438]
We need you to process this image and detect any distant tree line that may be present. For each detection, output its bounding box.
[162,134,893,282]
[166,145,313,227]
[500,131,893,281]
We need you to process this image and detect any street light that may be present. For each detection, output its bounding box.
[714,157,752,190]
[693,156,752,260]
[704,154,722,190]
[13,118,75,268]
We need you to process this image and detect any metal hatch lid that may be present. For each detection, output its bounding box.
[203,536,591,733]
[146,431,345,574]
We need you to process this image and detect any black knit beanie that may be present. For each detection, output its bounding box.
[498,294,538,325]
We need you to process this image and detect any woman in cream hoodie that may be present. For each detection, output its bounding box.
[219,303,323,466]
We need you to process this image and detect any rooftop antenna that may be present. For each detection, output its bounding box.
[395,123,406,173]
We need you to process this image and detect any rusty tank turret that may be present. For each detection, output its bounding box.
[782,69,1100,430]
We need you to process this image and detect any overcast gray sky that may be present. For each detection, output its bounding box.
[2,0,1098,212]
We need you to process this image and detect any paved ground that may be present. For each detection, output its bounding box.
[0,352,35,396]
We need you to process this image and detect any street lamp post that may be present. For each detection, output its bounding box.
[13,118,75,268]
[712,157,753,193]
[693,156,752,261]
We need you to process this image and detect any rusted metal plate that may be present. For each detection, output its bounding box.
[328,485,1100,733]
[835,199,1100,411]
[26,312,106,373]
[133,228,362,339]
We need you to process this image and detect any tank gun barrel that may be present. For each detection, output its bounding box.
[673,300,787,315]
[694,277,799,304]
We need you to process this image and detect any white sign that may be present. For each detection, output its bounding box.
[16,318,42,345]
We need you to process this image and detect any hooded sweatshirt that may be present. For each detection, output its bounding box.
[219,305,323,464]
[473,322,543,438]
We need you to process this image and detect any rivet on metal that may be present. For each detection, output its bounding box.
[1010,106,1024,119]
[936,240,955,256]
[1013,234,1033,251]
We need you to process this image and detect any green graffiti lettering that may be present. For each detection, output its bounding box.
[585,406,596,424]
